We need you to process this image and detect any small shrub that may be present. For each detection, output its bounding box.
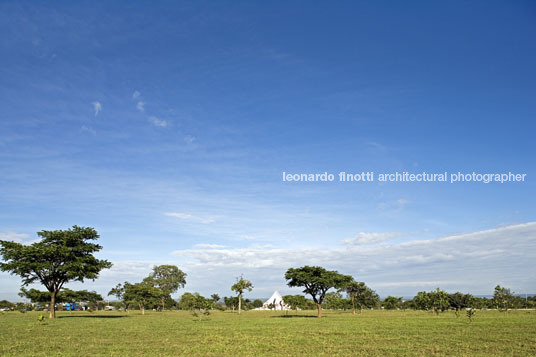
[466,308,476,323]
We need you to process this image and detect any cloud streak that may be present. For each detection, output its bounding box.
[92,101,102,116]
[80,125,96,136]
[136,101,145,112]
[167,222,536,296]
[164,212,215,224]
[343,232,406,245]
[0,232,29,243]
[149,116,167,127]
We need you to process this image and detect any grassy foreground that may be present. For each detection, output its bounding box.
[0,309,534,356]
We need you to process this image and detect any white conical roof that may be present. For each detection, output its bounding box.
[262,290,291,310]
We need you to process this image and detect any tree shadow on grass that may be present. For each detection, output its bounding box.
[271,315,318,318]
[57,315,127,319]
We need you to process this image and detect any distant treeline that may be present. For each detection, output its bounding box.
[6,284,534,313]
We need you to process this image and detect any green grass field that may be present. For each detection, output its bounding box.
[1,309,534,356]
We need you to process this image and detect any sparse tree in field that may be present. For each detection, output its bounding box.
[252,299,263,308]
[0,300,15,310]
[231,275,253,315]
[345,281,361,315]
[413,291,431,311]
[108,283,129,311]
[285,266,352,318]
[448,292,473,315]
[190,294,213,321]
[76,290,103,310]
[493,285,514,312]
[61,288,82,304]
[19,288,55,304]
[429,288,450,315]
[383,296,403,310]
[0,226,112,318]
[283,295,308,314]
[210,294,221,309]
[178,292,197,311]
[224,296,239,312]
[15,302,28,313]
[144,265,186,311]
[122,281,163,315]
[466,308,476,323]
[354,283,380,311]
[344,281,378,314]
[324,291,348,310]
[178,292,212,318]
[19,287,102,312]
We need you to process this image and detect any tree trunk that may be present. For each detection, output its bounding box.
[140,303,145,315]
[49,291,57,319]
[238,293,242,315]
[351,296,356,315]
[316,303,322,318]
[161,297,166,312]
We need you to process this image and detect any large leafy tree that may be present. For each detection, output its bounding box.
[285,266,352,318]
[429,288,450,314]
[0,226,112,318]
[19,288,54,304]
[413,291,431,310]
[231,275,253,314]
[353,282,379,311]
[493,285,514,312]
[283,295,309,314]
[122,281,163,315]
[223,296,239,312]
[144,265,186,311]
[178,292,197,311]
[448,292,473,312]
[344,281,377,315]
[76,290,104,310]
[383,296,403,310]
[20,287,102,308]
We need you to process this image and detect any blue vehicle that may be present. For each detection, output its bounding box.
[65,302,82,311]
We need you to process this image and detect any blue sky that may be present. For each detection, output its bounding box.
[1,1,535,301]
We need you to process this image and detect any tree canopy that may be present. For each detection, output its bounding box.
[493,285,514,312]
[231,275,253,314]
[0,225,112,318]
[144,265,186,311]
[122,281,163,315]
[285,266,353,317]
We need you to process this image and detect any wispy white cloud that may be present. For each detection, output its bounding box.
[0,232,40,246]
[240,235,255,241]
[136,101,145,112]
[168,222,536,296]
[132,91,141,99]
[10,223,531,301]
[149,116,167,127]
[80,125,96,136]
[372,281,461,288]
[343,231,405,245]
[164,212,215,224]
[184,135,196,144]
[343,229,429,246]
[194,243,226,249]
[92,101,102,116]
[377,198,408,212]
[0,232,29,243]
